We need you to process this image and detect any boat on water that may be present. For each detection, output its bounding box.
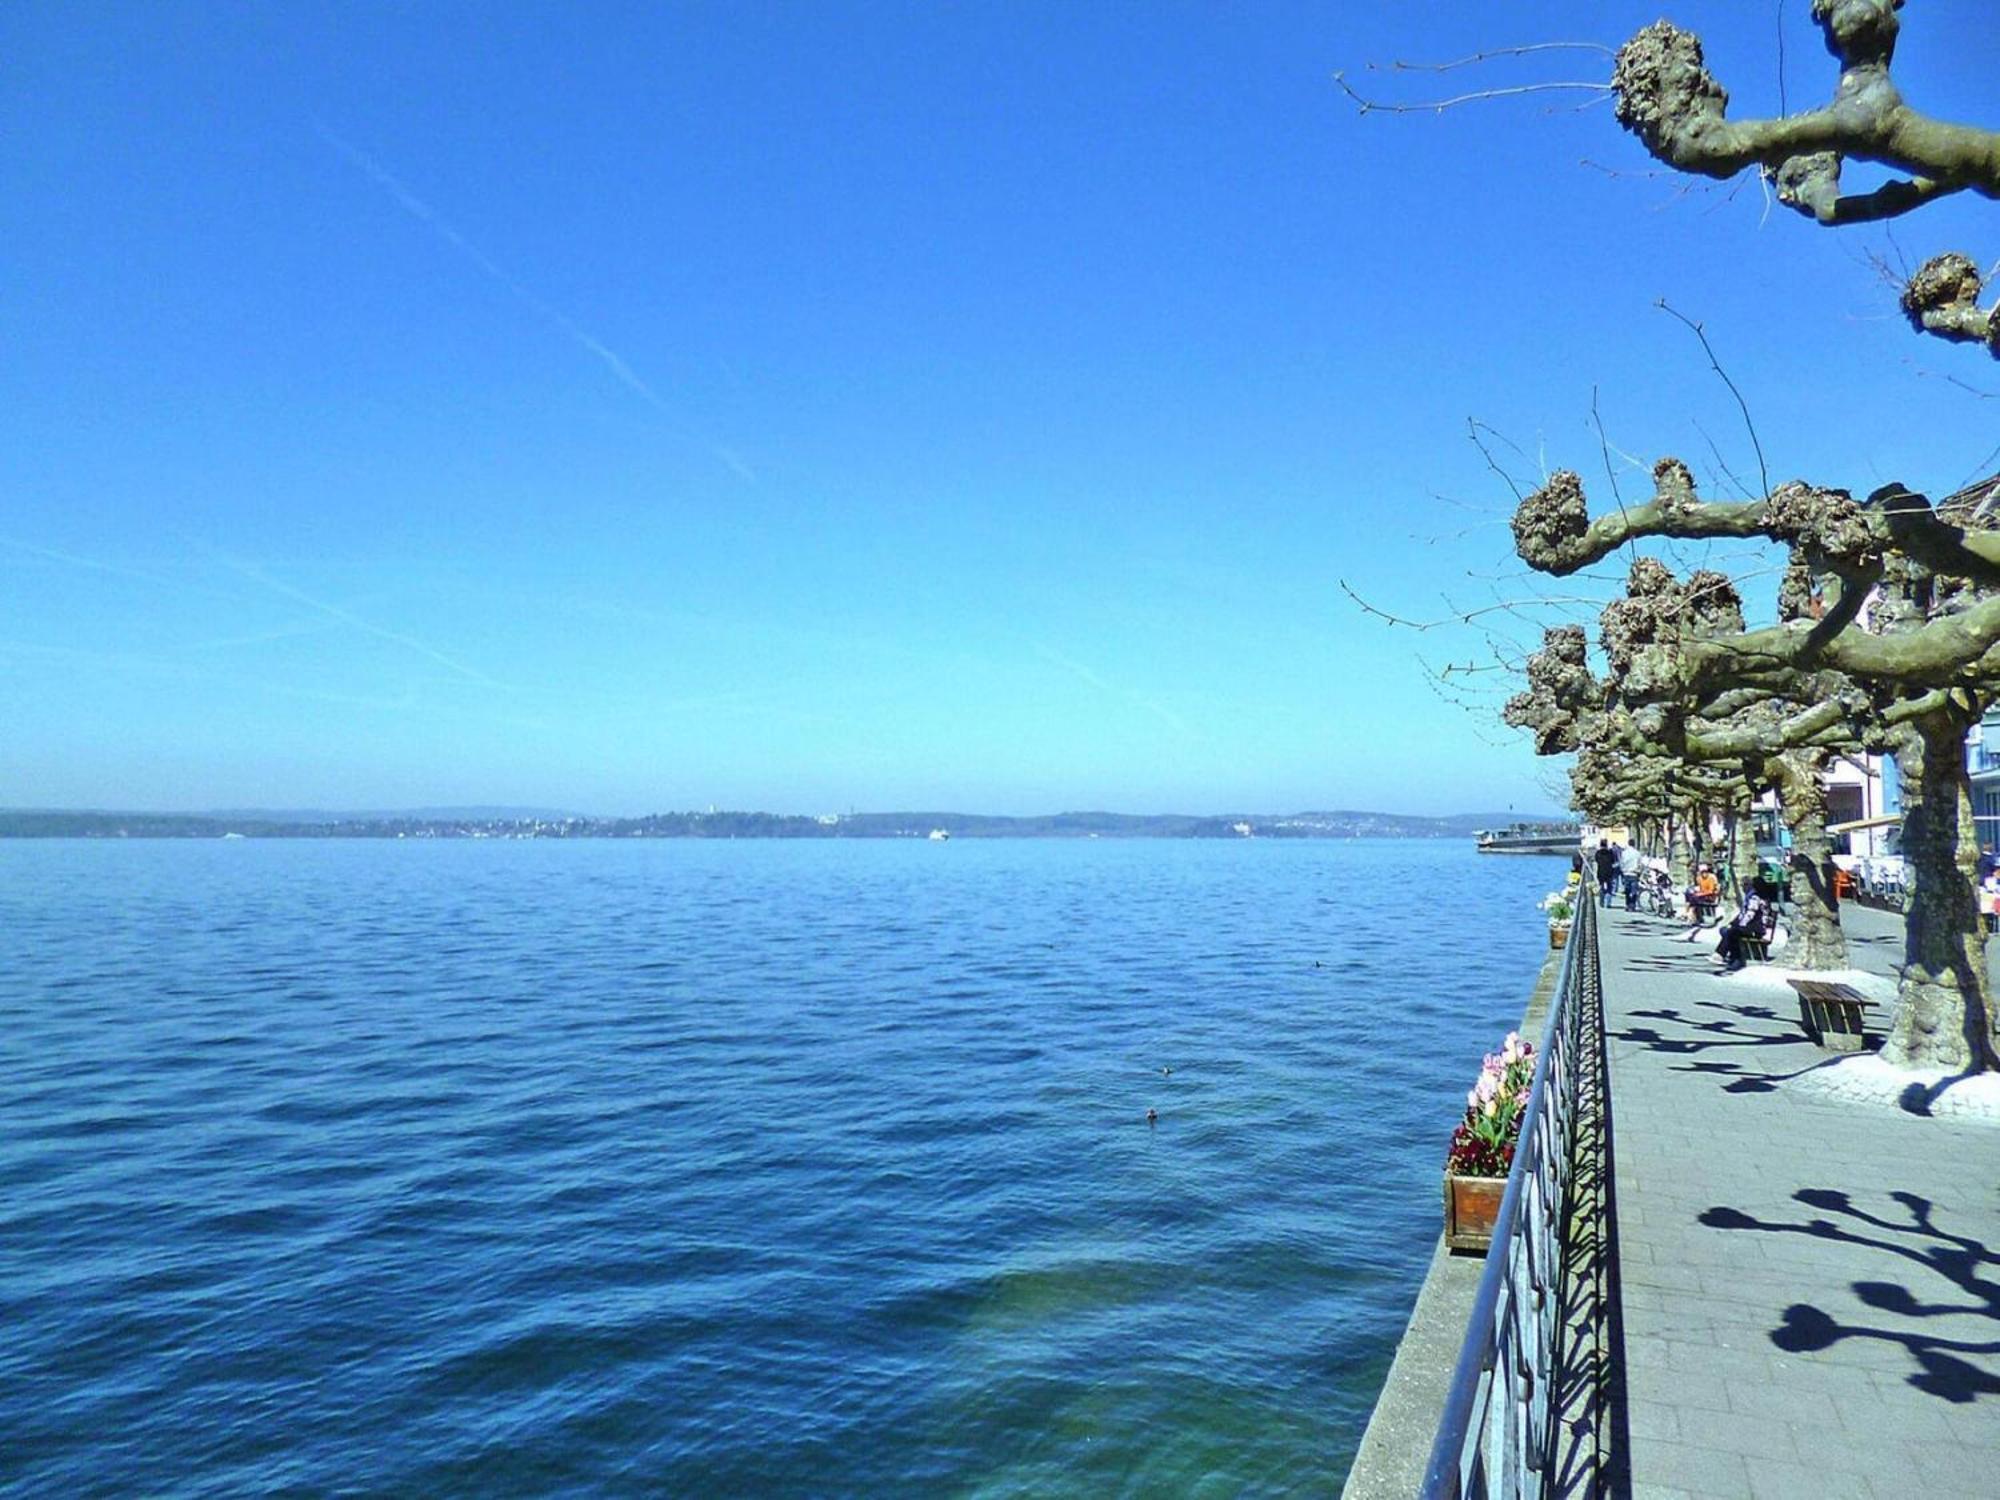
[1474,822,1581,855]
[927,828,950,841]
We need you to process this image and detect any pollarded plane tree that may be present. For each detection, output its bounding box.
[1605,0,2000,1069]
[1609,1,2000,354]
[1345,1,2000,1068]
[1569,737,1764,906]
[1596,551,1883,974]
[1515,460,2000,1070]
[1502,556,1871,972]
[1345,3,2000,352]
[1507,620,1753,889]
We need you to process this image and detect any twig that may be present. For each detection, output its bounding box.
[1334,73,1610,115]
[1658,299,1772,500]
[1956,439,2000,496]
[1463,562,1627,588]
[1580,158,1679,181]
[1426,487,1509,516]
[1412,519,1514,546]
[1477,419,1534,466]
[1464,420,1520,502]
[1590,385,1632,529]
[1562,92,1617,116]
[1776,0,1789,119]
[1902,359,1999,400]
[1692,420,1758,502]
[1378,42,1614,75]
[1338,579,1601,632]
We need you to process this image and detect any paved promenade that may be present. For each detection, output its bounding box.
[1598,903,2000,1500]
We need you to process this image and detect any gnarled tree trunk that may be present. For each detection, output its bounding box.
[1772,751,1847,971]
[1727,806,1759,902]
[1887,713,2000,1071]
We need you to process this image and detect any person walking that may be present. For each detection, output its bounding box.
[1594,840,1617,908]
[1618,841,1643,911]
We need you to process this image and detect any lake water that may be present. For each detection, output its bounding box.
[0,838,1563,1496]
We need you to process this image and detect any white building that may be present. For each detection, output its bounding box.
[1969,716,2000,856]
[1825,753,1895,858]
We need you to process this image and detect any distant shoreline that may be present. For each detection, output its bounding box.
[0,808,1563,842]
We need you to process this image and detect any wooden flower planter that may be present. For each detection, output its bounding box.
[1443,1173,1507,1254]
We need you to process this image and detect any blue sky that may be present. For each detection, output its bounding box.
[4,2,1996,815]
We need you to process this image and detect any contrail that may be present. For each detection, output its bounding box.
[1035,643,1193,738]
[218,554,511,691]
[313,120,752,482]
[2,535,498,687]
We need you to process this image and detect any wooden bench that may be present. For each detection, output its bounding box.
[1787,979,1874,1053]
[1737,934,1771,964]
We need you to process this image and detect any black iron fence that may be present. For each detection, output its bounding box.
[1421,895,1601,1499]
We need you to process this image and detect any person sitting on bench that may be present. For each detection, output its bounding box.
[1683,864,1720,924]
[1715,879,1775,972]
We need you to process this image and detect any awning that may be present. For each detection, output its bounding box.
[1827,814,1901,835]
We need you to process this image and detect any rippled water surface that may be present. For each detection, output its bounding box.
[1,838,1563,1496]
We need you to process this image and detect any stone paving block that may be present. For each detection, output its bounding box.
[1623,1284,1664,1314]
[1899,1439,2000,1494]
[1643,1289,1735,1331]
[1660,1404,1801,1461]
[1620,1259,1706,1293]
[1828,1390,1961,1440]
[1722,1377,1839,1424]
[1626,1437,1753,1499]
[1628,1363,1735,1415]
[1627,1398,1681,1441]
[1663,1321,1781,1359]
[1740,1455,1875,1500]
[1764,1356,1881,1397]
[1642,1338,1779,1382]
[1937,1401,2000,1446]
[1691,1267,1819,1305]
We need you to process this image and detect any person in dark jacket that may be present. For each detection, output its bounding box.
[1618,841,1644,911]
[1593,840,1617,908]
[1716,881,1775,972]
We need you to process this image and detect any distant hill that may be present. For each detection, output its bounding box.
[202,805,589,823]
[0,806,1566,840]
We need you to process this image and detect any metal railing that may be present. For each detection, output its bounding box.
[1421,895,1599,1500]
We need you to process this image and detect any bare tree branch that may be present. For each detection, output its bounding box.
[1380,42,1614,76]
[1612,14,2000,216]
[1656,299,1773,502]
[1333,72,1609,117]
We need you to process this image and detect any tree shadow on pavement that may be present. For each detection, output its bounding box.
[1611,1002,1849,1093]
[1698,1189,2000,1403]
[1621,952,1721,973]
[1895,1073,1990,1117]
